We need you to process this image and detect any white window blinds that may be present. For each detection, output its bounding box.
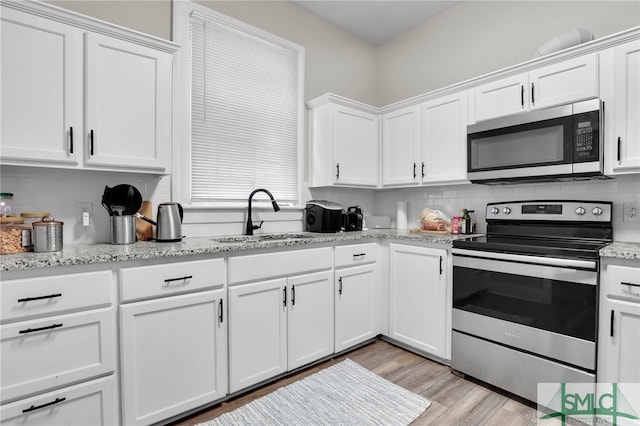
[189,11,303,204]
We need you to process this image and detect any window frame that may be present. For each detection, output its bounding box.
[172,0,305,208]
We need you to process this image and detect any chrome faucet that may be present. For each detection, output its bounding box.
[246,188,280,235]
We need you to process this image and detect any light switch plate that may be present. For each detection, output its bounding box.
[623,203,640,223]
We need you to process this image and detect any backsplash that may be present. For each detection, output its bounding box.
[374,175,640,242]
[1,166,638,244]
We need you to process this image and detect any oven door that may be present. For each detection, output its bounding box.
[452,248,598,370]
[467,105,574,182]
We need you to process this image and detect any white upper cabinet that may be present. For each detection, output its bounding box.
[84,33,172,172]
[421,91,468,184]
[0,2,177,174]
[308,94,379,188]
[381,105,421,186]
[473,54,599,122]
[602,40,640,175]
[0,7,82,166]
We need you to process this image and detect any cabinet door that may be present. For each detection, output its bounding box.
[389,244,447,358]
[228,279,287,393]
[287,271,334,370]
[333,104,379,187]
[421,92,468,184]
[335,264,377,352]
[120,289,227,426]
[0,376,116,426]
[0,7,81,165]
[381,106,421,186]
[84,33,171,172]
[474,73,528,122]
[609,40,640,174]
[529,54,598,111]
[598,299,640,384]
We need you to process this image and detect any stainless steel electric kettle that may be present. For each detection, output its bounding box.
[156,203,183,242]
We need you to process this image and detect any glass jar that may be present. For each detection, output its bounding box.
[0,193,16,217]
[0,217,31,254]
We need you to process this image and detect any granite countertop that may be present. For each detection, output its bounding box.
[0,229,475,272]
[599,241,640,260]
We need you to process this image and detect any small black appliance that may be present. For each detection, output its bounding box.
[343,206,363,232]
[305,200,343,233]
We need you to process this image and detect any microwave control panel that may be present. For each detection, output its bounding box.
[573,110,599,162]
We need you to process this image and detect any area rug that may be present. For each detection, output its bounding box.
[198,358,431,426]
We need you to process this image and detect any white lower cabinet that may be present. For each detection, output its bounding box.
[334,243,379,352]
[597,260,640,384]
[0,376,117,426]
[228,270,334,393]
[119,258,227,426]
[388,243,448,359]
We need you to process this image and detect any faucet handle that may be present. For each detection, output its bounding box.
[253,220,264,230]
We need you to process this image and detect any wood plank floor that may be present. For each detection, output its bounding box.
[170,340,539,426]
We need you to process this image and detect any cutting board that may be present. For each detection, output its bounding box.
[136,201,153,241]
[409,227,451,235]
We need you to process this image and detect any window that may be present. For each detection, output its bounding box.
[173,1,304,206]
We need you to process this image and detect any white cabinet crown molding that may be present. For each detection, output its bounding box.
[1,0,179,53]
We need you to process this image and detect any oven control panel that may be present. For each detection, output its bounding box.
[486,201,612,222]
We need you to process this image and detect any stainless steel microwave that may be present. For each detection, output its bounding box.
[467,99,604,184]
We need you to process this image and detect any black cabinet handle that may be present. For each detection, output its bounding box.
[90,129,94,156]
[622,281,640,288]
[69,127,74,154]
[219,299,224,323]
[353,253,366,258]
[421,162,425,178]
[18,293,62,303]
[521,85,524,107]
[610,310,615,337]
[19,323,63,335]
[439,256,443,275]
[617,137,622,162]
[413,163,417,179]
[338,277,343,295]
[164,275,192,284]
[22,397,66,413]
[291,285,296,306]
[531,82,535,105]
[336,163,340,180]
[283,287,287,308]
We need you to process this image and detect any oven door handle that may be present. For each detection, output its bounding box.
[452,248,597,270]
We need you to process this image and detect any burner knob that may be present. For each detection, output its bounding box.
[491,207,500,215]
[502,207,511,215]
[592,207,603,216]
[575,207,586,216]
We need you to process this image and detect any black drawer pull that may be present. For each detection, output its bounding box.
[291,285,296,306]
[22,397,66,413]
[19,323,63,334]
[18,293,62,303]
[283,287,287,308]
[439,256,443,275]
[338,277,343,295]
[353,253,366,258]
[164,275,193,283]
[622,281,640,288]
[218,299,224,323]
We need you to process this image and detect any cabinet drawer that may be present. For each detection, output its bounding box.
[0,376,117,426]
[606,265,640,300]
[335,243,378,268]
[229,247,332,284]
[0,308,116,403]
[0,271,112,323]
[120,258,225,302]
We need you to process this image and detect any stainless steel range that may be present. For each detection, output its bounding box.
[451,200,613,403]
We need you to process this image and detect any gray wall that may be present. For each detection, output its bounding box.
[377,0,640,105]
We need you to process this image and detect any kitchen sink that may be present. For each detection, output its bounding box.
[211,233,315,244]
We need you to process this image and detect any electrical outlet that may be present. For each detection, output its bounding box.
[77,202,93,225]
[623,202,640,223]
